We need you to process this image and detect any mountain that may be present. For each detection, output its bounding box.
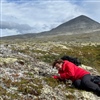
[46,15,100,35]
[1,15,100,40]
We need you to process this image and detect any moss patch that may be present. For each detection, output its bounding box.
[0,57,17,64]
[43,77,60,88]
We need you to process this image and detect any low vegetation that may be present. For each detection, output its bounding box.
[0,38,100,99]
[39,44,100,72]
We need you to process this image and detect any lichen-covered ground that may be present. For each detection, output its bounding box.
[0,39,100,100]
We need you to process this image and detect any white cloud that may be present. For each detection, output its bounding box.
[0,29,21,37]
[79,0,100,22]
[1,21,33,31]
[0,0,100,37]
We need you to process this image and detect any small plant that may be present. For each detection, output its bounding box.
[66,94,75,100]
[44,77,60,88]
[17,78,43,96]
[2,78,12,88]
[0,86,7,95]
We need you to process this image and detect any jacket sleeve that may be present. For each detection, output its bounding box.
[59,61,75,79]
[52,75,59,79]
[59,72,70,79]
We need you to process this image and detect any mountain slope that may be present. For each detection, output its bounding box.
[48,15,100,35]
[1,15,100,40]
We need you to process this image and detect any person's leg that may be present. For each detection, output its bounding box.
[73,79,82,89]
[81,74,100,96]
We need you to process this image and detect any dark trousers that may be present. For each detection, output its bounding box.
[73,74,100,94]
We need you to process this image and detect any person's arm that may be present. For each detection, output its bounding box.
[52,75,66,82]
[59,61,75,79]
[52,75,59,79]
[52,72,69,80]
[52,74,64,80]
[60,72,68,79]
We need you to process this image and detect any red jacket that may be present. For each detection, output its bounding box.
[53,60,90,82]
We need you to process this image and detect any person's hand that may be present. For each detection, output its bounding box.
[52,75,58,79]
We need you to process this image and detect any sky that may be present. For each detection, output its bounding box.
[0,0,100,37]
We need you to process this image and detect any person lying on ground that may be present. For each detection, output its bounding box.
[52,59,100,96]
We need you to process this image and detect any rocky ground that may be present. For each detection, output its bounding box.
[0,40,100,100]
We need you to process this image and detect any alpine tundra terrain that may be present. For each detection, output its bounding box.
[0,15,100,100]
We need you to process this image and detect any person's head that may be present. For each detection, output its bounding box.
[52,59,64,70]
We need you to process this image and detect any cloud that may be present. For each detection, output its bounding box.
[1,0,100,37]
[1,21,33,31]
[78,0,100,22]
[0,29,21,37]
